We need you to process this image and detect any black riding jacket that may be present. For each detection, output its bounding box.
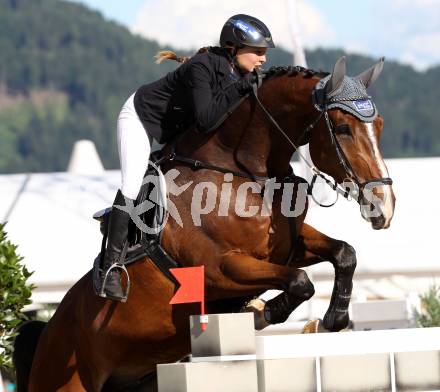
[134,47,247,144]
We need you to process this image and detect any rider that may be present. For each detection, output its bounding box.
[100,14,275,301]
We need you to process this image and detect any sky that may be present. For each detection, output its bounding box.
[69,0,440,71]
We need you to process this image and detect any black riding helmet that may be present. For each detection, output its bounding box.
[220,14,275,49]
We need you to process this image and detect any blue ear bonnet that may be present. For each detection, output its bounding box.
[313,75,378,122]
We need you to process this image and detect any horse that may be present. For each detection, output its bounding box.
[14,56,395,391]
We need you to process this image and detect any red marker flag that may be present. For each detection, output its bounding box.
[169,266,207,330]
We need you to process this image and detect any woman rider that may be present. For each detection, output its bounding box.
[100,14,275,301]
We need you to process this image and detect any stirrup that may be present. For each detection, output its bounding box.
[99,263,131,302]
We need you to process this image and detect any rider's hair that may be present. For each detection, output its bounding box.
[154,46,234,64]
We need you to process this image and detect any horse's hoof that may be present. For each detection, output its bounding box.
[323,312,350,332]
[301,319,329,334]
[242,298,270,330]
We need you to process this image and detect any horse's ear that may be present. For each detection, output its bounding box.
[326,56,346,95]
[356,57,385,88]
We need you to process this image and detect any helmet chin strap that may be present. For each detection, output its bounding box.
[231,56,246,76]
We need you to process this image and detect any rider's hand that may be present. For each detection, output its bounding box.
[237,68,262,95]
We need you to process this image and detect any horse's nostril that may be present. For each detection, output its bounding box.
[371,215,386,230]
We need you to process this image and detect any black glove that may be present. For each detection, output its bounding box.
[236,68,263,95]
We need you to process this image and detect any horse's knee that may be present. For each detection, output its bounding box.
[288,270,315,300]
[334,242,357,274]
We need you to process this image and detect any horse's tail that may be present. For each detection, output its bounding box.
[13,320,47,392]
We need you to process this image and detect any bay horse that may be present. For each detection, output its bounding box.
[15,56,395,391]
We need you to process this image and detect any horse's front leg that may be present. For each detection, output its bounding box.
[294,223,357,332]
[213,253,315,328]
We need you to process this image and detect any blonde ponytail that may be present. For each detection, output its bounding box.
[154,50,189,64]
[154,47,211,64]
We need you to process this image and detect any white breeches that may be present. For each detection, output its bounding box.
[117,93,151,200]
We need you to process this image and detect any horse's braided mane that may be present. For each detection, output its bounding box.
[263,65,329,80]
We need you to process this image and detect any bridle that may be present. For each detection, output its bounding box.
[249,78,393,207]
[317,110,393,206]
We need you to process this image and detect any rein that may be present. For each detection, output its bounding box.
[157,75,392,208]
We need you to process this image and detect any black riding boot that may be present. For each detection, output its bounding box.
[100,189,133,301]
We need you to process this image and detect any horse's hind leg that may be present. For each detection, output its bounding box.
[28,321,106,392]
[29,345,102,392]
[293,223,357,332]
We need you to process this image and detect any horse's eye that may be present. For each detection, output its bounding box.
[335,124,352,136]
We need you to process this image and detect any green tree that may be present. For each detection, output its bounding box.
[0,222,34,370]
[415,284,440,327]
[1,0,440,174]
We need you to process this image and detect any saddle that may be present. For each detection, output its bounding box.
[92,153,179,297]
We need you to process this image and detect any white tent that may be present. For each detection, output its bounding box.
[0,170,120,304]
